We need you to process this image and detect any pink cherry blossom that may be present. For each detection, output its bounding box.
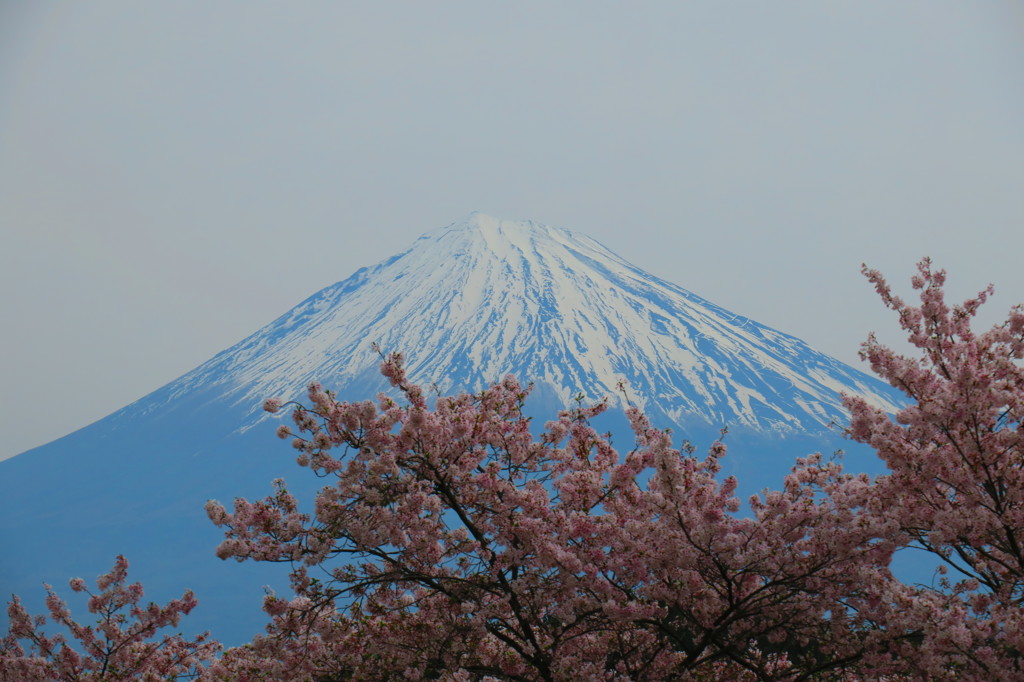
[1,556,220,681]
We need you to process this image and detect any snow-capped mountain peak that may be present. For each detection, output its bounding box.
[155,213,901,435]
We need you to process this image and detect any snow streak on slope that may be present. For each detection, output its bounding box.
[153,212,901,435]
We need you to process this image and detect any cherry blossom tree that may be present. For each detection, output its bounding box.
[203,260,1024,680]
[844,258,1024,678]
[204,354,907,680]
[0,555,220,681]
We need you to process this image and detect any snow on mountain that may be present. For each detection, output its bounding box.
[0,213,905,646]
[152,211,900,437]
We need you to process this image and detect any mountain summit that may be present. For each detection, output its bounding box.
[0,213,902,645]
[157,212,899,437]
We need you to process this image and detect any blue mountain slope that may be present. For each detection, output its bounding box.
[0,213,904,645]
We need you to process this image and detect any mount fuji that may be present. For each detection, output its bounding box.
[0,213,903,645]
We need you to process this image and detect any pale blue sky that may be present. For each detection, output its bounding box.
[2,1,1023,459]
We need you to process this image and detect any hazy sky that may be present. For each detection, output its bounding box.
[2,2,1022,460]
